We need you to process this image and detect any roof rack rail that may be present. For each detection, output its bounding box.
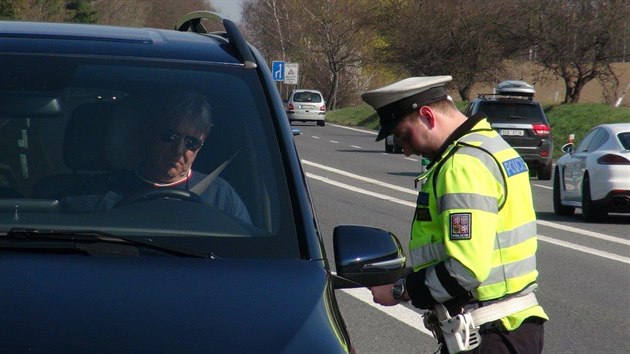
[476,93,534,101]
[175,11,257,69]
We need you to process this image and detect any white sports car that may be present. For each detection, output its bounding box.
[553,122,630,221]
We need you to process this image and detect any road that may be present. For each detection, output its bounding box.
[292,122,630,354]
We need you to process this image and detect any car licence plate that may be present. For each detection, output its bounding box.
[499,129,524,136]
[300,104,315,109]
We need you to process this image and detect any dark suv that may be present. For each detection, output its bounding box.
[0,12,407,353]
[464,81,553,180]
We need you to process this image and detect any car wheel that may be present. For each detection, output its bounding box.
[393,144,403,154]
[553,168,574,216]
[582,174,606,222]
[385,141,393,153]
[538,163,552,180]
[317,120,325,127]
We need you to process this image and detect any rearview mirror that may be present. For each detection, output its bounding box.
[332,225,409,289]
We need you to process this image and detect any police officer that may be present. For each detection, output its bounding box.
[362,76,547,354]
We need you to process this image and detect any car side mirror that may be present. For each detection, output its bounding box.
[561,142,574,153]
[332,225,409,289]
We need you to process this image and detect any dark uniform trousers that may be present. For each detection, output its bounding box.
[439,317,545,354]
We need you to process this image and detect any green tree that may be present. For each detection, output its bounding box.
[66,0,98,23]
[0,0,16,19]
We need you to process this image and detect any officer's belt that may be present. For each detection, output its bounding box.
[465,292,538,327]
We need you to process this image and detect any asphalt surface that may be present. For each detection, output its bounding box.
[292,122,630,354]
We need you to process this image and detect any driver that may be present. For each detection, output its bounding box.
[62,90,251,224]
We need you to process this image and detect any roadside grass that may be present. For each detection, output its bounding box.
[327,102,629,160]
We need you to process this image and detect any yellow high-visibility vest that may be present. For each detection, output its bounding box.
[410,117,548,331]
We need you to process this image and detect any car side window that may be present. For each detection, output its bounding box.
[575,129,598,153]
[587,129,609,152]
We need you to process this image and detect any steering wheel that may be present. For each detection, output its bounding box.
[114,188,204,208]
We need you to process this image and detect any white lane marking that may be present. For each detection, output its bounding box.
[537,220,630,246]
[537,235,630,264]
[305,173,415,207]
[329,123,377,135]
[302,160,417,195]
[303,160,629,247]
[312,136,320,139]
[350,145,362,149]
[405,157,418,162]
[532,183,552,190]
[339,233,630,338]
[330,140,339,144]
[340,287,433,336]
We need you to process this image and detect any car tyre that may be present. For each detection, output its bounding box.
[317,120,325,127]
[538,162,552,180]
[581,174,606,222]
[393,144,403,154]
[553,168,575,216]
[385,141,394,153]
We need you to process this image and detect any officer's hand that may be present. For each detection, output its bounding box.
[369,284,399,306]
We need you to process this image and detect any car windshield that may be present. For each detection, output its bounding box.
[292,91,322,103]
[0,53,298,259]
[477,101,546,124]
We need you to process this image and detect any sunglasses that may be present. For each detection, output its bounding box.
[159,128,204,151]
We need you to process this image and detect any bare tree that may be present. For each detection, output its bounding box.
[514,0,630,103]
[299,0,371,109]
[144,0,212,29]
[243,0,372,108]
[93,0,150,27]
[369,0,511,101]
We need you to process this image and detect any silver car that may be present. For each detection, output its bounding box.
[286,89,326,126]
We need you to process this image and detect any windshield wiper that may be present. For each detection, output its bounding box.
[2,228,209,258]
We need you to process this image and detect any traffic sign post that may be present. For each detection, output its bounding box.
[284,63,299,85]
[271,61,284,82]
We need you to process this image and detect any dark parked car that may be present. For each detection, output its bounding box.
[385,134,403,153]
[464,80,553,180]
[0,13,406,353]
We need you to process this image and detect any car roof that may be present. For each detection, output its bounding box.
[0,20,242,64]
[292,89,322,93]
[597,122,630,133]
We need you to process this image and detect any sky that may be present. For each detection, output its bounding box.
[210,0,246,23]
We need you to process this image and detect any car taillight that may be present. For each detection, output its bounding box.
[597,154,630,165]
[320,105,326,112]
[287,103,294,111]
[532,124,550,136]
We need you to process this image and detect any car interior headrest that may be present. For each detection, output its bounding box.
[63,102,115,172]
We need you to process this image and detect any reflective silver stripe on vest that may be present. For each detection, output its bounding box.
[459,132,509,154]
[446,258,481,290]
[425,266,451,302]
[425,258,482,302]
[457,147,504,184]
[438,193,499,214]
[481,254,537,287]
[410,242,446,268]
[496,221,537,249]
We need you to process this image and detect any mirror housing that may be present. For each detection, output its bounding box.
[333,225,409,289]
[561,142,574,153]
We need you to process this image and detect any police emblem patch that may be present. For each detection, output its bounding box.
[449,213,471,240]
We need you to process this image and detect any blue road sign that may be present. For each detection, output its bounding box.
[272,61,285,82]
